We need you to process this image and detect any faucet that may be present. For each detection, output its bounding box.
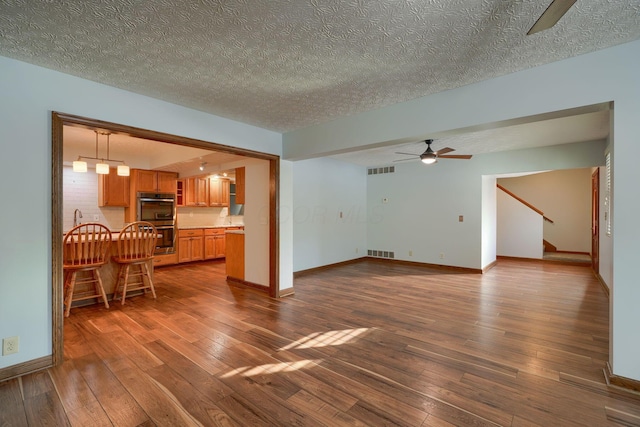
[73,209,83,227]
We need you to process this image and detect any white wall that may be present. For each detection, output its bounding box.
[365,141,602,269]
[498,169,592,253]
[481,176,497,269]
[497,189,544,259]
[0,55,286,370]
[284,40,640,380]
[279,160,294,293]
[244,160,270,286]
[292,157,367,272]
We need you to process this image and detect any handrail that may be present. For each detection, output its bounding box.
[497,184,554,223]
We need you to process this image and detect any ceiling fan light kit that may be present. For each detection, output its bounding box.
[394,139,472,165]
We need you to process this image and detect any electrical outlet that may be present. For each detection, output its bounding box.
[355,247,358,254]
[409,250,413,256]
[2,336,19,355]
[439,253,445,259]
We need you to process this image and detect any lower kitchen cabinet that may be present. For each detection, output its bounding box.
[178,229,204,263]
[204,228,226,259]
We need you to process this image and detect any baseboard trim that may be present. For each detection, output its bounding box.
[293,257,367,278]
[482,260,498,273]
[364,257,483,274]
[0,355,52,383]
[497,255,590,267]
[604,362,640,397]
[226,276,269,293]
[278,288,295,298]
[594,272,610,298]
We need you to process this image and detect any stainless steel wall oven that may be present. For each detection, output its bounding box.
[137,192,176,254]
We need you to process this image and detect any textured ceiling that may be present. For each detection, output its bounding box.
[1,0,639,133]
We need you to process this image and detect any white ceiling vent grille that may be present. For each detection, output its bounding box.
[367,166,395,175]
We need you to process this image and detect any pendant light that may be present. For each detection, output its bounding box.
[73,130,130,176]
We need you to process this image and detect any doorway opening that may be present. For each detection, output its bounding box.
[51,112,280,366]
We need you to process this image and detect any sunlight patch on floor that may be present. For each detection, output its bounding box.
[279,327,371,351]
[220,359,323,378]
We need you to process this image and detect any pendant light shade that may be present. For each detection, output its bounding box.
[117,164,130,176]
[96,162,110,174]
[73,159,88,172]
[73,130,129,176]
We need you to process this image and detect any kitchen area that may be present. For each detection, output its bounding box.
[62,124,272,306]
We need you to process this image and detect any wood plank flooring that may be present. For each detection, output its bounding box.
[2,258,640,426]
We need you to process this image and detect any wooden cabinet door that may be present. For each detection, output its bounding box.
[190,236,204,261]
[135,169,158,192]
[215,234,226,257]
[204,235,216,259]
[98,168,129,206]
[185,177,208,206]
[157,171,178,193]
[209,178,230,207]
[178,237,192,262]
[176,179,185,206]
[235,167,245,204]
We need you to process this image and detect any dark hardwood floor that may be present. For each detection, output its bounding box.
[2,258,640,426]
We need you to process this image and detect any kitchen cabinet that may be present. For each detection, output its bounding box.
[209,177,230,207]
[235,167,245,205]
[204,228,225,259]
[132,169,178,193]
[98,167,129,207]
[226,231,244,280]
[176,179,185,206]
[178,229,204,263]
[185,176,208,206]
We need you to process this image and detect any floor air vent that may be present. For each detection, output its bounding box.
[368,166,395,175]
[367,249,395,259]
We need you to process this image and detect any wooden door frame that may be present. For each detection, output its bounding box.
[591,169,599,274]
[51,112,280,366]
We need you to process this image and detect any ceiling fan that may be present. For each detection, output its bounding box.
[527,0,577,35]
[394,139,472,165]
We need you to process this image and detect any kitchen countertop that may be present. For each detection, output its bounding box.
[225,230,245,234]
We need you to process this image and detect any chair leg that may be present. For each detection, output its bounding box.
[120,264,131,305]
[142,262,157,300]
[64,271,76,318]
[93,269,110,309]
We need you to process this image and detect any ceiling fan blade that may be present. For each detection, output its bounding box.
[394,151,419,156]
[393,157,418,162]
[438,154,473,159]
[435,147,455,155]
[527,0,577,35]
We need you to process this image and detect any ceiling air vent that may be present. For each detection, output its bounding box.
[368,166,395,175]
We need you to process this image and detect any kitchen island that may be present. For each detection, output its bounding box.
[225,229,244,281]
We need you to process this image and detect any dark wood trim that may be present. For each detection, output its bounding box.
[226,277,269,293]
[482,259,498,273]
[556,250,590,255]
[50,111,281,372]
[293,257,367,278]
[0,356,52,383]
[497,183,554,223]
[594,272,610,298]
[497,255,590,267]
[51,113,64,367]
[270,158,279,298]
[366,257,483,274]
[604,362,640,396]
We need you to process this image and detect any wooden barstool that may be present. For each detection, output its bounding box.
[112,221,158,305]
[63,223,112,317]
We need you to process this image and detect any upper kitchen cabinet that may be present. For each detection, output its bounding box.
[235,167,245,205]
[185,176,209,206]
[132,169,177,193]
[98,167,130,207]
[209,177,230,207]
